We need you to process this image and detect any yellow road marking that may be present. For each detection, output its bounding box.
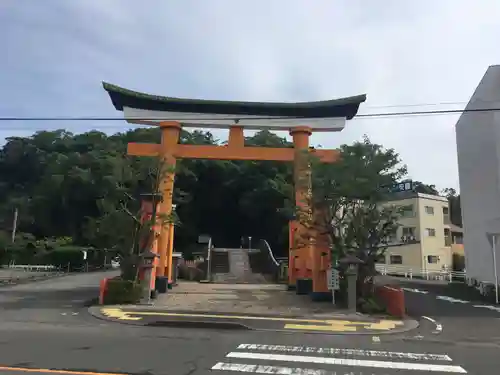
[284,319,404,332]
[101,308,141,321]
[100,308,404,332]
[0,365,127,375]
[284,324,357,332]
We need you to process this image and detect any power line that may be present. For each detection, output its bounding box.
[0,105,498,123]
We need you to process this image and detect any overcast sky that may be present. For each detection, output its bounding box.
[1,0,500,191]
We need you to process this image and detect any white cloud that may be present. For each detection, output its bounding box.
[2,0,500,190]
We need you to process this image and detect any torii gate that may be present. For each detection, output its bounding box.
[103,82,366,299]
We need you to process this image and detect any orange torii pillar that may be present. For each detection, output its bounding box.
[156,122,179,285]
[289,127,331,301]
[138,195,161,291]
[289,127,312,289]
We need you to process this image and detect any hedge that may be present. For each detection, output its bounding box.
[103,278,142,305]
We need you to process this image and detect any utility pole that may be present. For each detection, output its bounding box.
[11,207,18,243]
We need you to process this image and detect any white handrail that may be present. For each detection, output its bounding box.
[261,239,280,267]
[375,263,465,282]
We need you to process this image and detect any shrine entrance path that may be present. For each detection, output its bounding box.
[88,281,418,335]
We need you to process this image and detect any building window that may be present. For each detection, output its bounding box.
[401,227,416,242]
[402,227,416,236]
[400,205,414,217]
[384,228,398,244]
[443,207,450,224]
[427,255,439,264]
[425,228,436,237]
[390,255,403,265]
[444,228,451,246]
[425,206,434,215]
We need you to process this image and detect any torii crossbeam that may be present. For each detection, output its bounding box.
[103,82,366,298]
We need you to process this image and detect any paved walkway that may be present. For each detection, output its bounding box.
[89,281,418,335]
[155,282,342,317]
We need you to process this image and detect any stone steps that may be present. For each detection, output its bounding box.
[210,248,269,284]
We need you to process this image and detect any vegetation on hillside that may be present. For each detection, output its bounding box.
[0,127,462,270]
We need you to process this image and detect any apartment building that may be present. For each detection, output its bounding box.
[379,192,456,272]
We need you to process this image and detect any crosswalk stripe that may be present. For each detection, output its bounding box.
[237,344,452,361]
[225,352,467,373]
[212,362,358,374]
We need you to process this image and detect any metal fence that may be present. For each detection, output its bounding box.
[0,263,67,285]
[375,264,466,282]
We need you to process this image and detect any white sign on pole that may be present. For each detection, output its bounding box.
[327,269,340,290]
[82,250,87,260]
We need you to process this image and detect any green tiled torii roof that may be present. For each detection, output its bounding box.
[102,82,366,120]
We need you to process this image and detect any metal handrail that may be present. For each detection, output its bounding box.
[375,263,466,282]
[261,239,279,267]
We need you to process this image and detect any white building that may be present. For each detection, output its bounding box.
[456,65,500,291]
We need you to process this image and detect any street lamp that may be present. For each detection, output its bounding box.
[339,253,365,313]
[248,236,252,251]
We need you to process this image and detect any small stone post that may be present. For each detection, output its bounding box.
[339,254,365,313]
[139,250,158,305]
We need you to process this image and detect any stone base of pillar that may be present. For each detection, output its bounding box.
[310,291,332,302]
[296,278,313,295]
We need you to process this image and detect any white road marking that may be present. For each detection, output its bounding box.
[436,296,469,304]
[402,287,429,294]
[422,316,443,334]
[371,336,380,343]
[473,305,500,312]
[60,312,67,316]
[212,362,347,375]
[72,312,79,316]
[236,344,451,361]
[225,352,467,373]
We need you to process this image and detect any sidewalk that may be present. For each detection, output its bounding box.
[89,281,418,335]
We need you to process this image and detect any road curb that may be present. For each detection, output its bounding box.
[87,306,419,335]
[0,272,68,288]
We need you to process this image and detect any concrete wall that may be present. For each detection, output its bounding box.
[384,243,423,270]
[456,65,500,286]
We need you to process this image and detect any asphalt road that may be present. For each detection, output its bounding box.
[395,277,500,344]
[0,272,498,374]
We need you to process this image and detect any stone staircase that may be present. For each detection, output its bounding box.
[211,248,269,284]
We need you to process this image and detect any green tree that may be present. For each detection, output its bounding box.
[413,181,439,195]
[296,136,407,297]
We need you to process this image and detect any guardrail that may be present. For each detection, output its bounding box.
[375,264,465,282]
[5,264,58,272]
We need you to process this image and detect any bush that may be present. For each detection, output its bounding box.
[103,278,142,305]
[44,246,86,269]
[358,296,387,314]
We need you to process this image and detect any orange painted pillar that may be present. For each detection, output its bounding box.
[228,126,245,148]
[288,220,296,289]
[290,127,313,290]
[157,122,181,280]
[310,207,331,300]
[139,198,161,291]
